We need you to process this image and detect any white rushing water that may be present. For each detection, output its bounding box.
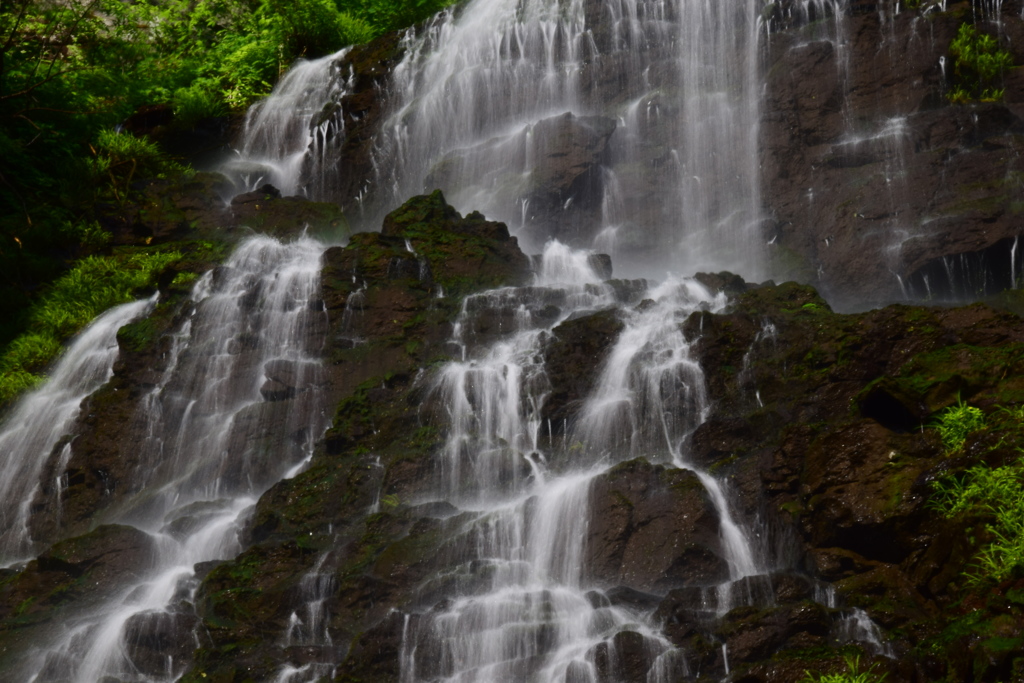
[396,242,763,682]
[0,296,156,565]
[244,0,767,279]
[20,235,331,682]
[224,48,352,197]
[375,0,764,270]
[208,0,778,679]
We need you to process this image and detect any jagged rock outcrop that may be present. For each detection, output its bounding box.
[586,459,728,591]
[677,278,1024,681]
[181,192,536,680]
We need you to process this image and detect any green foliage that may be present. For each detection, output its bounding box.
[0,0,450,363]
[932,457,1024,584]
[0,249,181,405]
[270,0,356,59]
[346,0,456,35]
[934,399,986,453]
[800,655,887,683]
[89,129,188,204]
[947,23,1013,103]
[172,83,227,130]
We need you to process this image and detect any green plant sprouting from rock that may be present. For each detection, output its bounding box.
[947,23,1013,103]
[800,654,887,683]
[934,398,985,452]
[931,404,1024,585]
[932,455,1024,584]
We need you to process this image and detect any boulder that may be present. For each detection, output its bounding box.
[586,458,728,591]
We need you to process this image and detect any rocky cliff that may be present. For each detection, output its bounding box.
[763,0,1024,308]
[3,192,1024,681]
[305,0,1024,309]
[2,0,1024,680]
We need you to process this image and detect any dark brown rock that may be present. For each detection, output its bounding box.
[543,310,625,437]
[0,525,159,676]
[586,459,727,591]
[101,173,348,248]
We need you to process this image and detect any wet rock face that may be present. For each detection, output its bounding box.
[587,459,727,591]
[0,525,159,675]
[762,1,1024,308]
[682,279,1024,680]
[543,309,625,433]
[301,32,407,213]
[100,173,348,248]
[424,112,618,245]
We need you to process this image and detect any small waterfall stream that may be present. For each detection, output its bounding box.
[18,236,332,682]
[223,48,352,197]
[0,297,156,565]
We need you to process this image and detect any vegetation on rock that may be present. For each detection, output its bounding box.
[947,22,1014,103]
[0,0,450,362]
[934,399,986,452]
[801,654,887,683]
[0,247,182,406]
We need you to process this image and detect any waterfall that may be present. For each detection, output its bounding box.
[223,48,352,197]
[0,296,156,565]
[18,235,331,682]
[209,0,773,678]
[397,243,761,681]
[0,0,936,678]
[280,0,768,280]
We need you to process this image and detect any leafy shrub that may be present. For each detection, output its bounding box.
[948,23,1013,102]
[934,399,986,453]
[217,36,281,110]
[338,10,375,46]
[88,129,189,204]
[275,0,351,59]
[172,83,228,129]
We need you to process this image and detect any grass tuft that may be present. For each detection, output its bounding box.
[800,654,887,683]
[932,456,1024,585]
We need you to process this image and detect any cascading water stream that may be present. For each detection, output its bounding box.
[399,243,762,681]
[0,296,157,565]
[18,235,332,682]
[274,554,339,683]
[573,278,761,597]
[223,48,352,197]
[295,0,767,278]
